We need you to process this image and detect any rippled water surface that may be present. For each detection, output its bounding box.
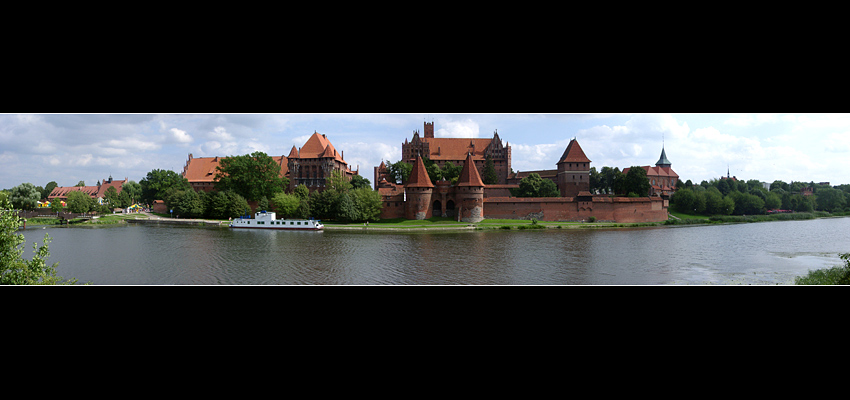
[19,217,850,284]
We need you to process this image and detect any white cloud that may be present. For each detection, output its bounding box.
[170,128,193,144]
[436,119,479,138]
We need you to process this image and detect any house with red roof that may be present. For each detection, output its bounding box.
[48,176,128,205]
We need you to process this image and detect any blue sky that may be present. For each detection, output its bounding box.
[2,113,849,191]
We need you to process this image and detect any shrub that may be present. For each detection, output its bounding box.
[795,253,850,285]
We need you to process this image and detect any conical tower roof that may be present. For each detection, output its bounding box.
[406,155,434,188]
[457,152,484,187]
[557,139,591,164]
[655,147,671,167]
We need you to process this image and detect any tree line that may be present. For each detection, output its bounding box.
[671,178,850,216]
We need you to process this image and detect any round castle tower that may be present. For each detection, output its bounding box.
[405,155,434,220]
[455,152,485,223]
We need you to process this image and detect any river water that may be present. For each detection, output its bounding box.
[17,217,850,285]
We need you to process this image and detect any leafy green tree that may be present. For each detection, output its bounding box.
[1,198,78,285]
[351,186,382,222]
[122,181,142,204]
[140,169,191,205]
[214,151,288,202]
[309,188,338,220]
[272,192,301,218]
[349,175,371,190]
[623,167,651,197]
[729,191,764,215]
[672,187,697,213]
[103,186,120,208]
[599,166,621,195]
[442,161,464,185]
[50,198,64,213]
[514,173,559,197]
[206,191,248,220]
[42,181,58,200]
[770,180,789,192]
[66,191,94,213]
[293,184,310,200]
[764,192,782,210]
[815,187,846,212]
[386,160,412,184]
[75,181,86,187]
[9,183,41,210]
[164,189,204,218]
[118,190,131,209]
[482,155,499,184]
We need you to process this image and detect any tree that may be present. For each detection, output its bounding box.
[140,169,191,205]
[42,181,58,200]
[103,186,120,208]
[514,173,558,197]
[386,160,412,184]
[350,186,382,222]
[75,181,86,187]
[623,167,651,197]
[272,192,301,218]
[442,161,463,185]
[350,175,371,190]
[764,192,782,210]
[815,187,846,212]
[122,181,142,204]
[600,166,621,195]
[9,183,41,210]
[671,188,697,213]
[214,151,288,202]
[482,155,499,184]
[1,198,77,285]
[66,191,94,213]
[50,198,64,213]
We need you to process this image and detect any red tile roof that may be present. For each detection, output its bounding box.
[406,155,434,188]
[457,152,484,187]
[558,139,591,163]
[294,132,346,163]
[421,138,496,162]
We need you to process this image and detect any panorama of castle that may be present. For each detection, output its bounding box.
[181,121,675,223]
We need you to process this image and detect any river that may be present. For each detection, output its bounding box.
[17,217,850,285]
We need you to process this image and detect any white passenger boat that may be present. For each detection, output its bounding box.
[230,211,324,231]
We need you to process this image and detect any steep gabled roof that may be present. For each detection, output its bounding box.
[558,139,591,164]
[298,131,345,163]
[456,152,484,187]
[406,155,434,188]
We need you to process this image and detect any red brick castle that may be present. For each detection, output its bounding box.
[376,122,669,223]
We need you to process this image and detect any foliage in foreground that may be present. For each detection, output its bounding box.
[1,198,78,285]
[795,253,850,285]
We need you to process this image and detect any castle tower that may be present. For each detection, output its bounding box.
[557,138,592,197]
[424,121,434,138]
[405,155,434,220]
[456,152,485,223]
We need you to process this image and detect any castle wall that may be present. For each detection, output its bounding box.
[483,196,668,223]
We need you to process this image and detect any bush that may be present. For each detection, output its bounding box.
[795,254,850,285]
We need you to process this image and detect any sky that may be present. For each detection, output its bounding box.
[2,113,850,191]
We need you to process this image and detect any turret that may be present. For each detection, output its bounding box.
[404,155,434,220]
[456,152,485,223]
